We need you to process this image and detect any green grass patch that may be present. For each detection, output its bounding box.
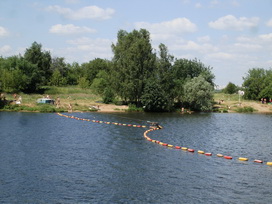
[235,106,255,113]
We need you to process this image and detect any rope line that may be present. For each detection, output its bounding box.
[57,113,272,167]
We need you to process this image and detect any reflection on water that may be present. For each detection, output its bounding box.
[0,112,272,203]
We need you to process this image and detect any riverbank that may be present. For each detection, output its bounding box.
[213,93,272,114]
[1,88,272,113]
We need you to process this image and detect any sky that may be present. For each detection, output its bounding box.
[0,0,272,87]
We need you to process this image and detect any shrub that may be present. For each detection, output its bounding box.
[235,106,255,113]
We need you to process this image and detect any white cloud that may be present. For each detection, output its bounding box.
[134,18,197,41]
[195,3,202,8]
[63,37,113,62]
[0,45,12,56]
[46,5,115,20]
[64,0,80,4]
[233,43,262,52]
[197,35,211,43]
[266,19,272,27]
[49,24,96,35]
[206,52,233,60]
[209,15,259,31]
[173,40,218,54]
[259,33,272,41]
[0,26,9,37]
[210,0,219,7]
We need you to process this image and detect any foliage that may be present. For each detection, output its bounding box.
[127,104,143,112]
[0,29,217,112]
[81,58,111,84]
[111,29,156,104]
[243,68,272,100]
[24,41,52,90]
[235,106,255,113]
[50,70,67,86]
[172,58,214,103]
[102,87,115,104]
[141,79,172,112]
[224,82,237,94]
[183,76,214,111]
[77,77,90,89]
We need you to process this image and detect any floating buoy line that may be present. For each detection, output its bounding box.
[57,113,272,167]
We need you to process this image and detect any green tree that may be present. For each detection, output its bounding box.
[24,42,52,89]
[81,58,110,85]
[111,29,156,105]
[78,77,90,89]
[183,76,214,111]
[172,58,214,103]
[91,70,110,95]
[141,79,170,112]
[155,44,175,108]
[50,70,67,86]
[243,68,267,100]
[66,62,81,85]
[224,82,237,94]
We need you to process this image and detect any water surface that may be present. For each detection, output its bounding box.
[0,112,272,203]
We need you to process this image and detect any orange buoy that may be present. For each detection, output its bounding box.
[254,159,263,163]
[205,153,212,156]
[224,156,232,160]
[188,149,195,152]
[162,143,168,146]
[175,146,181,149]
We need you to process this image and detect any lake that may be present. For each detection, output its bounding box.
[0,112,272,203]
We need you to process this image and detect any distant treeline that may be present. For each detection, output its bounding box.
[0,29,216,111]
[223,68,272,101]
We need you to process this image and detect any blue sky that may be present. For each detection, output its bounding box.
[0,0,272,87]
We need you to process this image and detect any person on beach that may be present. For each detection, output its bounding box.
[56,97,60,108]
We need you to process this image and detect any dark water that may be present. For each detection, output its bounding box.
[0,112,272,204]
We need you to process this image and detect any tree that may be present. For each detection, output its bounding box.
[172,58,214,103]
[155,43,175,107]
[243,68,267,100]
[183,76,214,111]
[24,42,52,89]
[111,29,156,105]
[77,77,90,89]
[141,79,171,112]
[224,82,237,94]
[81,58,110,85]
[50,70,67,86]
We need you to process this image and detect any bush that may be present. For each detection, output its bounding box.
[37,104,57,112]
[127,104,143,112]
[235,106,255,113]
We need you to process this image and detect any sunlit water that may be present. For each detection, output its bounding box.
[0,112,272,203]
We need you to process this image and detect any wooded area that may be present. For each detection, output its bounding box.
[1,29,271,112]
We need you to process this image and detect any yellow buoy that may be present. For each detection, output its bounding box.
[181,147,188,150]
[168,144,174,148]
[217,154,223,157]
[267,162,272,166]
[238,157,248,161]
[198,150,205,154]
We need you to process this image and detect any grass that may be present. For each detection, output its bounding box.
[1,86,102,112]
